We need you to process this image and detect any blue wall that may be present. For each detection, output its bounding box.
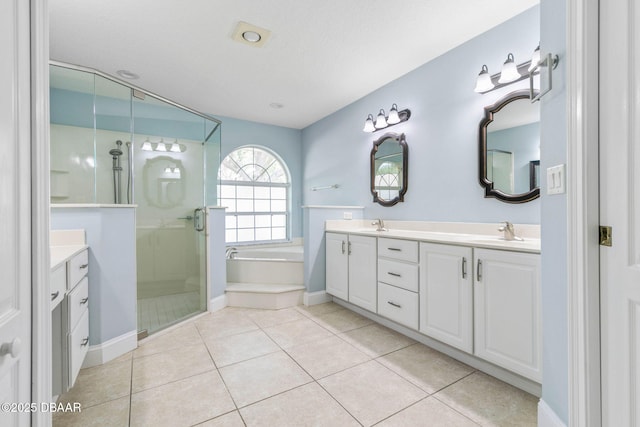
[217,115,303,239]
[301,7,540,224]
[540,0,568,422]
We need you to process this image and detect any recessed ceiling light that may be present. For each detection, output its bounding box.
[270,103,284,109]
[232,21,271,47]
[116,69,139,79]
[242,31,261,43]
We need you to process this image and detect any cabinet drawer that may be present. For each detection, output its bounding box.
[51,263,66,310]
[377,283,418,329]
[378,238,418,263]
[378,258,418,292]
[68,309,90,388]
[67,276,89,328]
[68,249,89,290]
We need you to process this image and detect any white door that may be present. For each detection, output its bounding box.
[600,0,640,424]
[0,0,32,426]
[325,233,348,300]
[419,243,473,353]
[347,235,377,312]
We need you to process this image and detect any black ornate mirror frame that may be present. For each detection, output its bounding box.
[479,89,540,203]
[370,132,408,207]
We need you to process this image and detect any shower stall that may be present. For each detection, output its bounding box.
[49,63,221,336]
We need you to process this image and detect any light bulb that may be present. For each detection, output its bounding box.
[387,104,401,124]
[141,139,153,151]
[474,65,494,93]
[170,140,181,152]
[498,53,520,84]
[375,109,387,129]
[363,114,375,132]
[164,166,172,173]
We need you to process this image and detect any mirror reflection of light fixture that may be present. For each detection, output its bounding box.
[362,104,411,133]
[474,45,559,99]
[170,140,181,153]
[141,138,153,151]
[498,53,520,83]
[474,65,495,93]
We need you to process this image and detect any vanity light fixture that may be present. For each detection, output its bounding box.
[474,45,559,99]
[362,104,411,132]
[474,65,495,92]
[141,138,153,151]
[155,139,167,152]
[498,53,520,84]
[170,140,181,153]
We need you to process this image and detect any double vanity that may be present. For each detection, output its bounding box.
[325,220,541,388]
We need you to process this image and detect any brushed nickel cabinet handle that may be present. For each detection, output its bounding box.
[477,260,483,281]
[51,291,59,301]
[462,257,467,279]
[79,263,88,269]
[388,247,402,252]
[387,301,402,308]
[80,297,89,305]
[81,337,89,347]
[387,272,402,277]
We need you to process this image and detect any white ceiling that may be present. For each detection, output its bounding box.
[49,0,539,129]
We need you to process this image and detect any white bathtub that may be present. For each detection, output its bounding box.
[226,245,304,285]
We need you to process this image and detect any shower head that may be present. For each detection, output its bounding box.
[109,148,123,157]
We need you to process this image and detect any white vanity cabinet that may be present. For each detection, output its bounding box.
[51,247,90,396]
[325,232,377,312]
[377,238,419,329]
[473,248,541,382]
[419,243,473,353]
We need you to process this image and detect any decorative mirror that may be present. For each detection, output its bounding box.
[143,156,186,208]
[479,90,540,203]
[371,132,408,206]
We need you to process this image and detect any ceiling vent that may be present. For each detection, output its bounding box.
[232,21,271,47]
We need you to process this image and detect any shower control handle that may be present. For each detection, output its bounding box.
[194,208,205,232]
[178,216,194,220]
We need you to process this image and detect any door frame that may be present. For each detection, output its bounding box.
[31,0,52,425]
[566,0,601,425]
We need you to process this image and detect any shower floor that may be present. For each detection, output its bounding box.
[137,290,202,335]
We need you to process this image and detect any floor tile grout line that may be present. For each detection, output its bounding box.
[128,351,134,427]
[370,395,432,426]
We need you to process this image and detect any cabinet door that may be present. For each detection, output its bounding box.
[348,235,377,312]
[419,243,473,352]
[325,233,349,300]
[474,248,541,382]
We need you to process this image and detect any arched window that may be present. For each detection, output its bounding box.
[374,161,401,201]
[218,146,290,243]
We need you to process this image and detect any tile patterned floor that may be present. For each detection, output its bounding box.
[54,303,538,427]
[137,291,202,335]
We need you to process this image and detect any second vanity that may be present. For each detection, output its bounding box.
[325,220,541,389]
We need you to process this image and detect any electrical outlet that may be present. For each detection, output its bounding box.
[547,164,566,195]
[343,212,353,220]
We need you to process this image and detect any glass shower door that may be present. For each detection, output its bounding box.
[133,93,210,336]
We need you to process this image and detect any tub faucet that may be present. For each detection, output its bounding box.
[372,219,387,232]
[225,247,237,259]
[498,221,524,241]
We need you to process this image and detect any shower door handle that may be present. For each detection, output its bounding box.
[194,207,206,232]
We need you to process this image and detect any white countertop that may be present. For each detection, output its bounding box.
[51,245,88,270]
[325,220,540,254]
[50,229,88,269]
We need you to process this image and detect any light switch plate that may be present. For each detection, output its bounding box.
[547,164,566,195]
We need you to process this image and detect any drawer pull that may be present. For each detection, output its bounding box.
[387,301,402,308]
[462,257,467,279]
[80,297,89,305]
[341,241,345,254]
[79,263,88,269]
[477,260,483,281]
[388,247,402,252]
[387,272,402,278]
[51,291,59,301]
[81,337,89,347]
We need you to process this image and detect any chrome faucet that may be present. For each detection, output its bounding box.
[498,221,524,241]
[372,219,387,232]
[225,247,237,259]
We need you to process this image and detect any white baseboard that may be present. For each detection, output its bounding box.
[209,294,227,313]
[303,291,332,306]
[82,330,137,368]
[538,399,566,427]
